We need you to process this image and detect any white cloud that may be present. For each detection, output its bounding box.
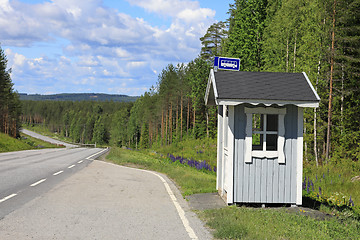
[78,56,99,67]
[2,0,216,95]
[126,61,147,68]
[177,8,215,23]
[126,0,202,17]
[14,53,26,66]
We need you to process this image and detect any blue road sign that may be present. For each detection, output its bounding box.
[214,57,240,71]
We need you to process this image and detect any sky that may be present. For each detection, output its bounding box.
[0,0,232,96]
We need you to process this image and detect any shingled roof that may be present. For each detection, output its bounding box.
[205,70,320,107]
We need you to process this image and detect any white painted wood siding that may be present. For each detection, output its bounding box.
[233,105,299,204]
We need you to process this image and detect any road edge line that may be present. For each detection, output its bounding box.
[86,148,108,160]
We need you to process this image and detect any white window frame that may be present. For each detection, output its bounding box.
[245,107,286,163]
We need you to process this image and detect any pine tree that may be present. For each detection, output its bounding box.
[0,45,21,137]
[200,21,228,62]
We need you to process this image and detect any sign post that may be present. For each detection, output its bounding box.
[214,56,240,71]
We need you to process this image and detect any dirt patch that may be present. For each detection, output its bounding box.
[283,206,333,220]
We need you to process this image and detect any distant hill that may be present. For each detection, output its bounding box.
[19,93,138,102]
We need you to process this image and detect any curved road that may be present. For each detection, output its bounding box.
[21,129,78,148]
[0,133,211,239]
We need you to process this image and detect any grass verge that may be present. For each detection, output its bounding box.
[303,161,360,207]
[0,132,63,153]
[106,147,216,196]
[0,132,33,152]
[198,206,360,239]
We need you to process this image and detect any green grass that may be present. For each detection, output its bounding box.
[303,161,360,207]
[0,132,33,152]
[0,132,63,153]
[199,206,360,240]
[106,147,216,196]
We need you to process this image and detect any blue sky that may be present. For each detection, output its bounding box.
[1,0,232,96]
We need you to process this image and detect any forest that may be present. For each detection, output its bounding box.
[3,0,360,167]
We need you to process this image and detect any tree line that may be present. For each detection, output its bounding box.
[20,59,217,148]
[21,100,133,146]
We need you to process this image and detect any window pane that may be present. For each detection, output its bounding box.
[252,113,263,131]
[267,114,278,131]
[252,133,263,150]
[266,134,278,151]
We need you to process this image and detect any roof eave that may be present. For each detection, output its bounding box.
[204,69,218,106]
[217,98,320,108]
[303,72,321,101]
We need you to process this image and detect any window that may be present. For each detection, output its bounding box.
[245,107,286,163]
[252,114,278,151]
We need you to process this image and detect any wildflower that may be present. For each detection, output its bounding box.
[319,186,322,196]
[349,196,355,207]
[302,179,306,190]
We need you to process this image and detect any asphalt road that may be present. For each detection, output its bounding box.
[21,129,78,148]
[0,133,212,239]
[0,147,106,219]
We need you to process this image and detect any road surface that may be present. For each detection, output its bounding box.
[0,135,211,239]
[0,147,106,219]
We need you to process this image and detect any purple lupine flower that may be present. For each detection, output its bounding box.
[319,186,322,196]
[213,166,217,172]
[323,173,325,179]
[307,179,310,191]
[310,180,314,191]
[349,196,355,207]
[307,184,310,193]
[303,179,306,190]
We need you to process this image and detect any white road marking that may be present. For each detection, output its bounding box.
[53,170,64,176]
[77,160,83,164]
[86,148,108,160]
[101,161,199,240]
[0,194,17,203]
[147,171,199,240]
[30,179,47,187]
[68,165,75,169]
